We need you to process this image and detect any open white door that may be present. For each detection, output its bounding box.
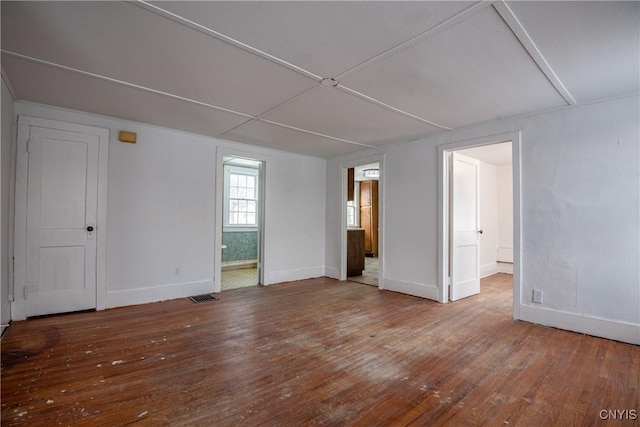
[24,126,99,316]
[450,152,481,301]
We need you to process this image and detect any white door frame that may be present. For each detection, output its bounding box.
[13,116,109,320]
[214,147,268,292]
[437,131,521,320]
[340,154,384,287]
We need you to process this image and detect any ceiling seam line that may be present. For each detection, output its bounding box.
[1,50,255,119]
[259,119,376,148]
[3,50,371,147]
[1,66,18,101]
[220,86,320,138]
[253,86,320,121]
[218,118,258,139]
[336,85,453,131]
[493,1,577,105]
[130,1,323,82]
[335,1,492,80]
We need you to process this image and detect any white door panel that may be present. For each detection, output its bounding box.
[451,152,481,301]
[25,127,99,316]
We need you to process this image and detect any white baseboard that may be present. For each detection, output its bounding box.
[519,304,640,345]
[324,266,340,280]
[264,266,325,285]
[497,262,513,274]
[221,260,257,271]
[105,280,214,308]
[480,262,499,278]
[383,278,439,301]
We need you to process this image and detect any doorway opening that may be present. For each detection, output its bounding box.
[346,161,382,288]
[220,156,263,291]
[438,132,521,320]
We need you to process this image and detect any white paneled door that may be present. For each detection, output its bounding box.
[24,126,100,316]
[450,152,481,301]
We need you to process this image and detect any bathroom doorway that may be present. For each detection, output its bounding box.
[220,156,263,290]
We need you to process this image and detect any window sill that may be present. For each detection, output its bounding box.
[223,226,259,233]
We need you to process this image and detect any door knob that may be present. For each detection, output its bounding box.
[478,229,483,234]
[87,226,94,232]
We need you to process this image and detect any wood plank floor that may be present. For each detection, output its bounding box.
[1,274,638,426]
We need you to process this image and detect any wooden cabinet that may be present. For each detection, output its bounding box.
[359,180,378,257]
[347,229,365,277]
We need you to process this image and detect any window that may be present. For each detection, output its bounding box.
[346,182,359,227]
[229,173,256,225]
[224,164,259,228]
[347,201,356,226]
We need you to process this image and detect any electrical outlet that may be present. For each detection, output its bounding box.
[174,266,181,277]
[532,289,543,304]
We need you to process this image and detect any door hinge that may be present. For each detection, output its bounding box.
[23,286,28,300]
[26,138,31,153]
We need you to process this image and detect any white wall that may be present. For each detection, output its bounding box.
[497,164,513,265]
[519,97,639,340]
[1,78,16,332]
[12,101,326,310]
[326,95,639,344]
[263,150,326,284]
[478,161,499,278]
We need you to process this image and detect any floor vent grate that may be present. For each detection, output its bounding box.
[189,294,219,303]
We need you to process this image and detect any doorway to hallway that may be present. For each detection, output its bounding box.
[344,159,382,288]
[438,132,521,320]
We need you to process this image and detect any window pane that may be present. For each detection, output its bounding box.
[227,170,259,226]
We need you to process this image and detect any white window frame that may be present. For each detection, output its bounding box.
[346,181,360,227]
[224,165,259,231]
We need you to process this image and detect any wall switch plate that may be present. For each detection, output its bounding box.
[532,289,543,304]
[174,266,181,277]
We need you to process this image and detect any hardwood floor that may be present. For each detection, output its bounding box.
[1,274,638,426]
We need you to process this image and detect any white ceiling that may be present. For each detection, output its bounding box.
[458,142,512,167]
[2,1,638,159]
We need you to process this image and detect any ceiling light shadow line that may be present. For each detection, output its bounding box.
[337,86,453,131]
[259,119,376,148]
[131,1,322,82]
[493,1,576,105]
[1,50,255,120]
[335,1,492,80]
[220,86,320,138]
